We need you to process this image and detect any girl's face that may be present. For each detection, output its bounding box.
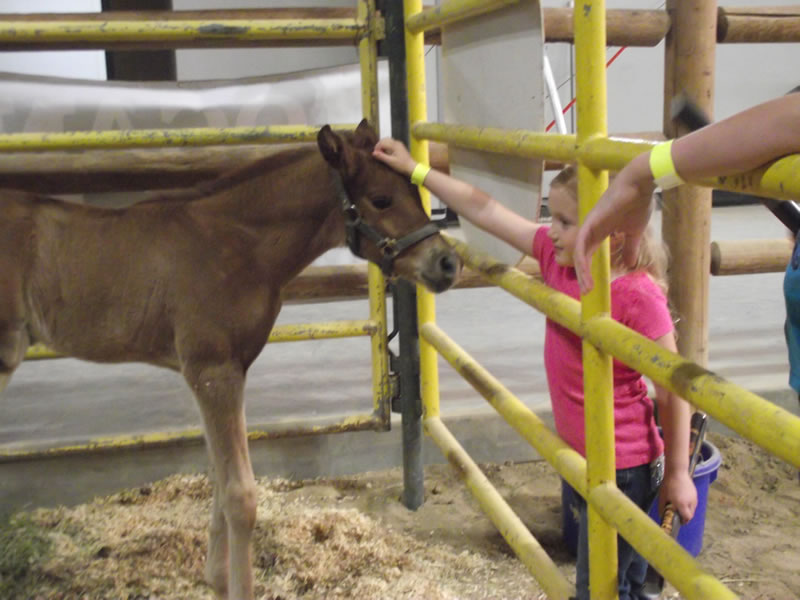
[547,186,579,267]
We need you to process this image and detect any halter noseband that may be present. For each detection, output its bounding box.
[332,169,440,276]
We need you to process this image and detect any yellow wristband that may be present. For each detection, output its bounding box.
[649,140,685,190]
[410,163,431,186]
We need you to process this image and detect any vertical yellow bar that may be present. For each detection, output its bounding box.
[404,0,440,419]
[359,0,391,423]
[574,1,617,599]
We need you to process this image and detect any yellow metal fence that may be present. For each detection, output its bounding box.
[405,0,800,599]
[1,0,395,462]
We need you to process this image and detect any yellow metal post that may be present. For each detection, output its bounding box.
[358,0,391,426]
[405,0,440,419]
[574,1,617,598]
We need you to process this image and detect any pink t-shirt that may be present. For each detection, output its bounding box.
[533,227,672,468]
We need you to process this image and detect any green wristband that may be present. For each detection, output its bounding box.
[410,163,431,186]
[649,140,685,190]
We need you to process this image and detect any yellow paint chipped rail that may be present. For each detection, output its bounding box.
[0,19,364,49]
[0,411,386,463]
[24,320,377,361]
[412,121,800,201]
[406,0,521,34]
[421,322,738,600]
[446,235,800,470]
[424,416,574,600]
[0,123,357,153]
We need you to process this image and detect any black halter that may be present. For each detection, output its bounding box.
[331,169,440,276]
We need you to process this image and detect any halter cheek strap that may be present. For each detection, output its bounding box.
[331,169,440,276]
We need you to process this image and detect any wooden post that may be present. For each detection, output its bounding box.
[662,0,717,367]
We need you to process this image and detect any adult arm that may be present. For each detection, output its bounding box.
[373,138,542,257]
[575,94,800,294]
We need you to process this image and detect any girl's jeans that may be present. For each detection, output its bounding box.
[564,459,662,600]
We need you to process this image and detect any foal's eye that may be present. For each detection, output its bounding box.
[369,195,393,210]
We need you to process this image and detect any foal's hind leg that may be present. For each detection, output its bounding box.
[183,358,256,600]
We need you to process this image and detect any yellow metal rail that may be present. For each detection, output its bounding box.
[421,322,738,600]
[24,320,379,361]
[406,0,521,34]
[405,0,441,421]
[425,416,574,600]
[411,121,800,201]
[0,411,387,463]
[358,0,392,423]
[447,235,800,470]
[0,124,356,153]
[0,19,364,47]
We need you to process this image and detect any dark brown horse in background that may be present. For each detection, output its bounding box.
[0,120,460,600]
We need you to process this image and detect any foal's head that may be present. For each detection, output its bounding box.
[317,120,460,293]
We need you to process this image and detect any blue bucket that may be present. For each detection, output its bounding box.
[562,439,722,557]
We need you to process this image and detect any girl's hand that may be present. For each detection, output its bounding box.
[373,138,417,176]
[659,469,698,524]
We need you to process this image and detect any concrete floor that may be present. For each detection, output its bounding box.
[1,204,796,511]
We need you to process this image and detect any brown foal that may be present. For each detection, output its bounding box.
[0,120,460,599]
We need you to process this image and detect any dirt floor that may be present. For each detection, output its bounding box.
[1,431,798,600]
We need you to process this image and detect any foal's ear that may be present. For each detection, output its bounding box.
[352,118,379,150]
[317,125,356,175]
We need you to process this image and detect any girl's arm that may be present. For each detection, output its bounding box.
[373,138,542,257]
[653,331,698,523]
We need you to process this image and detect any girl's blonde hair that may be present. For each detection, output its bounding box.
[550,165,669,294]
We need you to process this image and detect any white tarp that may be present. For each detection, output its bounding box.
[0,63,397,266]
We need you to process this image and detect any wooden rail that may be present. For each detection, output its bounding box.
[710,238,792,275]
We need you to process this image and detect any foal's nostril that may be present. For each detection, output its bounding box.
[439,254,458,278]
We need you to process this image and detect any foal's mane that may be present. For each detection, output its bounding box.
[140,143,319,206]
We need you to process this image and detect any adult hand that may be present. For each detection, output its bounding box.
[372,138,417,176]
[574,152,656,294]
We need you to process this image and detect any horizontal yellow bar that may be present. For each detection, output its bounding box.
[0,19,362,46]
[424,417,574,600]
[406,0,520,34]
[0,412,384,463]
[422,322,738,600]
[24,343,59,360]
[24,319,374,361]
[445,235,800,469]
[267,319,377,342]
[0,123,356,153]
[411,121,578,164]
[414,122,800,201]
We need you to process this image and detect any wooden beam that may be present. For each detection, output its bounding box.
[662,0,718,368]
[710,239,792,275]
[282,257,542,304]
[717,6,800,43]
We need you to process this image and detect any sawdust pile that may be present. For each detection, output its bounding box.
[3,432,799,599]
[8,473,543,600]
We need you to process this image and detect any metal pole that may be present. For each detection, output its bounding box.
[383,0,425,510]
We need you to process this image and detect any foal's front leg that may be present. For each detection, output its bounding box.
[184,360,257,600]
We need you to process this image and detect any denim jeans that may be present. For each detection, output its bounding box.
[565,461,660,600]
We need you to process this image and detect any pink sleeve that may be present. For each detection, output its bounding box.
[614,276,673,341]
[532,226,551,266]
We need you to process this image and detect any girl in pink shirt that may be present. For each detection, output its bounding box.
[373,140,697,600]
